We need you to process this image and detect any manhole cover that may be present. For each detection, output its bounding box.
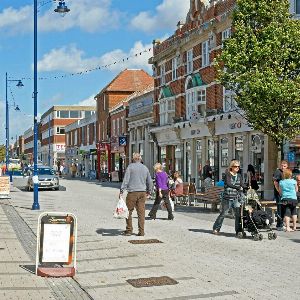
[127,276,178,288]
[128,239,163,244]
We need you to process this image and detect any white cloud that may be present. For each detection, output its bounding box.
[130,0,190,33]
[76,95,96,106]
[0,0,121,34]
[37,41,153,74]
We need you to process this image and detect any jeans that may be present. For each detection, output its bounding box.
[213,198,242,233]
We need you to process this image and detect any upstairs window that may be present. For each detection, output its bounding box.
[56,127,65,135]
[222,28,232,41]
[172,56,179,80]
[161,63,166,85]
[296,0,300,14]
[223,88,237,112]
[70,111,81,118]
[202,40,209,67]
[159,97,175,126]
[186,49,193,74]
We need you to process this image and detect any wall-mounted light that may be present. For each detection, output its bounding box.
[228,114,232,119]
[220,115,223,120]
[183,123,186,128]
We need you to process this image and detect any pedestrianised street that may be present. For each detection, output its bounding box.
[0,178,299,300]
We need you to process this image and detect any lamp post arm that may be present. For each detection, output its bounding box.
[5,73,9,171]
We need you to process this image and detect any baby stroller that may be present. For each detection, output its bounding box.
[237,190,277,241]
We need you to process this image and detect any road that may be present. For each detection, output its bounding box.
[0,177,300,300]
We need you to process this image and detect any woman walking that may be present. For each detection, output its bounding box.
[212,160,244,235]
[148,163,174,220]
[246,164,259,191]
[279,169,298,232]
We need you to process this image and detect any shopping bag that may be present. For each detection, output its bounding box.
[113,196,129,219]
[160,199,174,211]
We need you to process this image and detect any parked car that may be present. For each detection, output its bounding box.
[26,166,59,191]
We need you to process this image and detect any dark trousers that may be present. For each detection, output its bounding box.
[126,192,146,234]
[213,199,242,233]
[149,190,173,219]
[276,203,284,228]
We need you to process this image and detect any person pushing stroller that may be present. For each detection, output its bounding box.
[213,160,245,236]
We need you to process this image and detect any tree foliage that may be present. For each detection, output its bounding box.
[216,0,300,147]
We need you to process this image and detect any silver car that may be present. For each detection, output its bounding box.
[26,166,59,191]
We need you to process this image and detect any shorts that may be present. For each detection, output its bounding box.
[281,199,297,217]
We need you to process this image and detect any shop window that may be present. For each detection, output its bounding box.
[235,136,243,169]
[221,137,229,167]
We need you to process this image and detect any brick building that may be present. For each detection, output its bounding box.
[94,69,153,180]
[40,106,95,168]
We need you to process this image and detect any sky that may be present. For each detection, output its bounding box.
[0,0,191,145]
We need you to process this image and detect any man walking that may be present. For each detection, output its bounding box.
[273,160,288,230]
[119,153,153,236]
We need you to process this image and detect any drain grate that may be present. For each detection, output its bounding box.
[127,276,178,288]
[128,239,162,244]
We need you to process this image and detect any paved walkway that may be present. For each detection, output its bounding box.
[0,179,300,299]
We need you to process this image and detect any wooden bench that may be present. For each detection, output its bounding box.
[260,201,300,223]
[173,182,190,206]
[193,186,223,211]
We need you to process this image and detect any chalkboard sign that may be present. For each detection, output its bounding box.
[36,212,77,277]
[0,176,10,199]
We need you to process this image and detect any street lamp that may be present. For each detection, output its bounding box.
[5,72,23,177]
[32,0,70,210]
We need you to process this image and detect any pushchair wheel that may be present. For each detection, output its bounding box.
[268,233,273,240]
[253,234,259,241]
[272,233,277,240]
[258,234,263,241]
[237,232,244,239]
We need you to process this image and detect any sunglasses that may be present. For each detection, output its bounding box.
[233,166,240,168]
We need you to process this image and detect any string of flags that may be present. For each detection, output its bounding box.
[20,47,152,81]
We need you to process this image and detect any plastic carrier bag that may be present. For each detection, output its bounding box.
[113,196,129,219]
[160,199,174,212]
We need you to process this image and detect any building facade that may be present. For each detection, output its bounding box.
[94,69,153,180]
[40,106,96,168]
[148,0,291,199]
[127,84,156,173]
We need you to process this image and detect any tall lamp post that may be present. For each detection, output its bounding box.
[32,0,70,210]
[5,72,23,176]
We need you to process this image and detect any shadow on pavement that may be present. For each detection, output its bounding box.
[14,185,66,192]
[291,239,300,243]
[20,265,36,274]
[189,228,237,238]
[96,228,124,236]
[1,203,32,210]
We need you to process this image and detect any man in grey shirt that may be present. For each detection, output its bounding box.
[119,153,153,236]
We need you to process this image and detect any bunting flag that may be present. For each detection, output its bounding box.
[20,47,152,81]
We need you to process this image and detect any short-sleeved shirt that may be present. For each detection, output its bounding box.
[273,168,283,198]
[279,179,297,201]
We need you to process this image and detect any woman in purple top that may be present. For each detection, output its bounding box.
[148,163,174,220]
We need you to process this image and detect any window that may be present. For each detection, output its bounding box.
[202,40,209,67]
[159,97,175,125]
[70,111,80,118]
[74,131,77,145]
[82,126,86,144]
[57,110,69,118]
[296,0,300,14]
[102,121,105,140]
[222,28,231,41]
[223,89,237,112]
[85,111,94,118]
[186,49,193,74]
[116,118,120,135]
[172,56,179,80]
[56,127,65,135]
[221,138,229,167]
[186,88,206,120]
[161,63,166,85]
[112,119,116,136]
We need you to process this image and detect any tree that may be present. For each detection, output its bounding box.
[217,0,300,153]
